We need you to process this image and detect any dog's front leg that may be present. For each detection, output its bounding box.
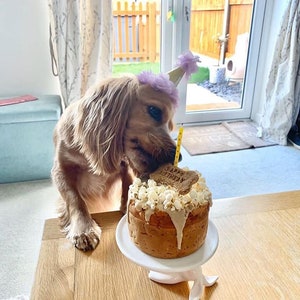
[65,196,101,251]
[53,164,102,251]
[119,160,134,214]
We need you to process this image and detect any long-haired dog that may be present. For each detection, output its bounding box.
[52,74,180,251]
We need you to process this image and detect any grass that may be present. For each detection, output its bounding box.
[112,61,209,83]
[112,62,160,75]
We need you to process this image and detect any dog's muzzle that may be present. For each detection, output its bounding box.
[168,147,182,164]
[153,145,182,168]
[126,137,182,175]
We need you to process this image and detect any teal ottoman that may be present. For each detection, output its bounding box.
[0,95,62,183]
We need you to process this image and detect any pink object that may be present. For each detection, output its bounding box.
[0,95,38,106]
[176,51,199,79]
[137,51,199,106]
[226,33,249,80]
[137,72,179,106]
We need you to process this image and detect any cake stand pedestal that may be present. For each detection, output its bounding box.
[149,267,218,300]
[116,216,219,300]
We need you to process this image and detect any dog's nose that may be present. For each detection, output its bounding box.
[178,152,182,162]
[169,148,182,163]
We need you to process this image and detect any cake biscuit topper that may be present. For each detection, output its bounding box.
[150,163,199,195]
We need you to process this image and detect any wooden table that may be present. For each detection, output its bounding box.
[31,190,300,300]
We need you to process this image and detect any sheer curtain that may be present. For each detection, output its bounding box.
[259,0,300,145]
[48,0,112,107]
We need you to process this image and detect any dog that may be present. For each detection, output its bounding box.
[51,75,180,251]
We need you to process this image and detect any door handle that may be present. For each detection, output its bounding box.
[185,5,189,22]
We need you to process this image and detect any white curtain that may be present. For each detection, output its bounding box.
[48,0,112,107]
[259,0,300,145]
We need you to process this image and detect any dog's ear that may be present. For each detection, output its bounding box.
[74,76,139,175]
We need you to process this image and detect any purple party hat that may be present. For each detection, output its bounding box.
[137,51,199,106]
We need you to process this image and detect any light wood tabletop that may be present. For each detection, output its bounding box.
[31,190,300,300]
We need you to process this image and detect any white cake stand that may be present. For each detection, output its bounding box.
[116,216,219,300]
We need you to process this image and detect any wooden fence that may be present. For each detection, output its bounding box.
[113,1,159,62]
[113,0,253,63]
[190,0,254,60]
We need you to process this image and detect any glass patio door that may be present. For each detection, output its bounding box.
[112,1,161,76]
[161,0,267,125]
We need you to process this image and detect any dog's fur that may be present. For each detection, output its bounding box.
[52,76,179,251]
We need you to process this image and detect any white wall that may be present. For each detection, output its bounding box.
[0,0,60,96]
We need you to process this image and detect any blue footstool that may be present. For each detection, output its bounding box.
[0,95,62,183]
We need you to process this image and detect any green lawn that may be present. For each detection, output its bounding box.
[112,62,160,75]
[112,62,209,83]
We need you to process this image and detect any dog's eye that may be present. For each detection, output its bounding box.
[148,106,162,122]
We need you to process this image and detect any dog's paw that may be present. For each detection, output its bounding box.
[73,230,100,251]
[66,219,102,251]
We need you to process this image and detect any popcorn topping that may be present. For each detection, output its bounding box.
[128,173,212,213]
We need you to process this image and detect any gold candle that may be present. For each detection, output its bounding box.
[174,125,183,167]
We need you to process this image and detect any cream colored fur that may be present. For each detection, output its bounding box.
[52,76,178,251]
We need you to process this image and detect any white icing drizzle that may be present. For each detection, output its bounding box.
[167,209,190,250]
[128,170,212,250]
[145,208,154,222]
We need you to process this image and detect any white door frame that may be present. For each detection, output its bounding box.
[161,0,267,125]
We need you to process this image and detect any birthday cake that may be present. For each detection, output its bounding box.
[127,164,212,258]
